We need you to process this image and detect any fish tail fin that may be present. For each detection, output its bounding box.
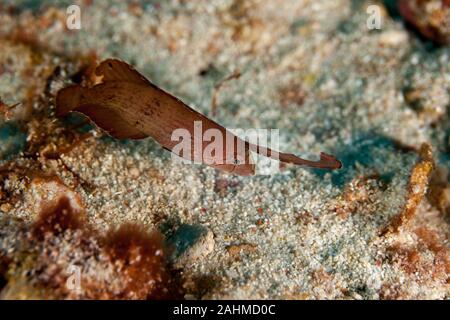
[56,85,84,117]
[248,143,342,170]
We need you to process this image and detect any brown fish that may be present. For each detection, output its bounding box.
[56,59,341,176]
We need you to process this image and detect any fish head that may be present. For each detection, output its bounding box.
[212,162,255,176]
[213,144,255,176]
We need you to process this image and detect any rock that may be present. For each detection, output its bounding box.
[167,224,215,268]
[379,30,408,47]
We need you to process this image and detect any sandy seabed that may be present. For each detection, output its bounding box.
[0,0,448,299]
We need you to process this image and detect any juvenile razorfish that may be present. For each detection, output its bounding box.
[56,59,342,176]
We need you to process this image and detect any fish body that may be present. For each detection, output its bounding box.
[56,59,341,176]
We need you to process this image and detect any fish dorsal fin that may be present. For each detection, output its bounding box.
[95,59,151,86]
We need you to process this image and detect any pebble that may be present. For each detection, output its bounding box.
[167,224,215,268]
[379,30,408,47]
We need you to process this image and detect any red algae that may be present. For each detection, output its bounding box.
[0,191,183,299]
[104,223,183,299]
